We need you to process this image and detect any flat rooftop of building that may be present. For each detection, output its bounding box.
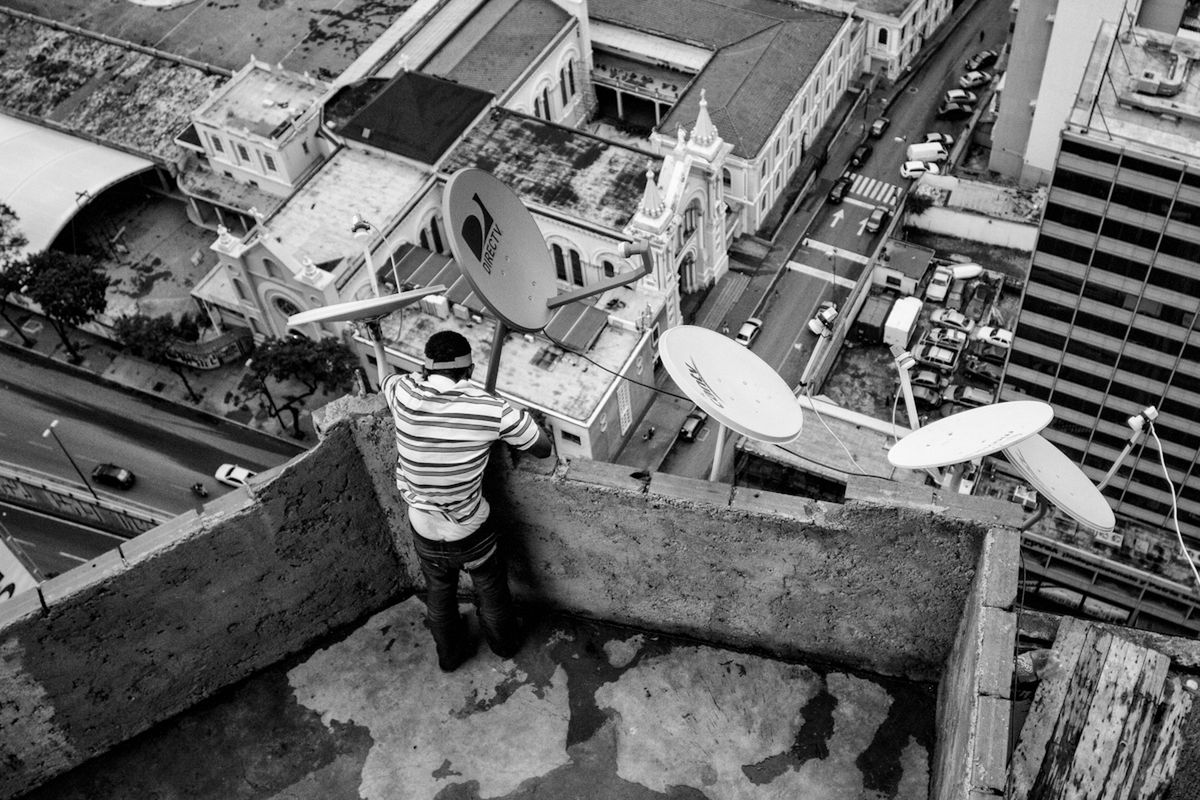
[1,0,412,80]
[194,62,327,141]
[442,108,656,231]
[421,0,570,97]
[263,146,431,269]
[1070,21,1200,161]
[839,0,913,17]
[17,596,936,800]
[0,13,224,161]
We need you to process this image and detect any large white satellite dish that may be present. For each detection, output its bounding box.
[887,401,1053,470]
[1003,433,1115,534]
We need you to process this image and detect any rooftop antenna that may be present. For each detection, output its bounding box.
[442,168,651,392]
[658,326,803,481]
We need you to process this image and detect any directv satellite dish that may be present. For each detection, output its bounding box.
[286,286,446,326]
[443,168,556,333]
[659,326,802,482]
[887,401,1053,469]
[1002,433,1115,534]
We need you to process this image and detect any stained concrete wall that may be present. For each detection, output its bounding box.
[0,393,1021,798]
[930,529,1021,800]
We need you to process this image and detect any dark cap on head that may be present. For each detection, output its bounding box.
[424,331,473,371]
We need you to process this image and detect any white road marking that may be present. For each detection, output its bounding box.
[59,551,88,563]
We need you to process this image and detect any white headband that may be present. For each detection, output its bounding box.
[424,354,473,370]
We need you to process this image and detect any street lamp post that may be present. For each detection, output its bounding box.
[42,420,100,502]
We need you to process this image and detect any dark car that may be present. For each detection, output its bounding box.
[827,175,852,204]
[850,143,873,168]
[937,101,975,120]
[866,205,890,233]
[968,340,1008,366]
[869,117,890,138]
[92,463,136,490]
[964,355,1003,384]
[965,49,998,71]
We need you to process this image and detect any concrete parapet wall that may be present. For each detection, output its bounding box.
[906,206,1037,250]
[1,394,1016,798]
[931,529,1021,800]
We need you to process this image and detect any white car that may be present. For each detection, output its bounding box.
[923,132,956,147]
[901,161,941,179]
[944,89,978,105]
[927,327,968,350]
[972,326,1013,348]
[925,266,953,302]
[930,308,974,333]
[913,342,960,371]
[215,463,257,488]
[958,70,992,89]
[735,317,763,347]
[942,384,994,408]
[808,301,838,335]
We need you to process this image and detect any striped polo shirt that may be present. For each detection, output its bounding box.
[381,372,540,531]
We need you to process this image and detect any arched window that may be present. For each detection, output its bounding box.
[602,260,616,278]
[682,200,701,238]
[430,216,444,254]
[419,229,429,250]
[560,67,569,105]
[567,61,576,96]
[569,250,583,286]
[552,244,567,281]
[877,28,888,46]
[533,96,542,119]
[233,278,248,300]
[274,296,301,317]
[262,258,281,279]
[543,87,552,120]
[723,168,732,190]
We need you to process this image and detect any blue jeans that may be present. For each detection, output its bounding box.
[411,519,521,669]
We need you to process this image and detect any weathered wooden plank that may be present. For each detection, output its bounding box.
[1008,617,1093,800]
[1029,626,1116,800]
[1097,650,1171,800]
[1132,678,1194,800]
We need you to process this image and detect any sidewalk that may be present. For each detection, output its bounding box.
[0,309,328,442]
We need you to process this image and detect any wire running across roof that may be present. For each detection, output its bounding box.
[0,113,154,258]
[389,243,607,350]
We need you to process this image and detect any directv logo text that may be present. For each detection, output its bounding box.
[685,359,724,408]
[463,193,503,275]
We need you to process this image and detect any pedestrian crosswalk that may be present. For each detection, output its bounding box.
[846,173,901,206]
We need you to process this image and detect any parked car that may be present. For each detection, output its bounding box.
[679,407,709,442]
[944,89,978,105]
[92,463,135,490]
[923,132,956,147]
[910,369,949,391]
[215,463,257,488]
[850,143,873,168]
[866,205,890,233]
[827,175,852,203]
[913,342,960,371]
[808,301,838,335]
[927,327,968,350]
[942,384,995,408]
[900,161,941,179]
[930,308,974,333]
[925,266,954,302]
[966,49,999,71]
[964,354,1003,384]
[959,70,992,89]
[910,385,945,409]
[869,116,891,138]
[937,101,975,120]
[735,317,763,347]
[972,325,1014,348]
[968,340,1009,366]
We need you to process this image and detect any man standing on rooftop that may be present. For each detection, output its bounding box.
[381,330,552,672]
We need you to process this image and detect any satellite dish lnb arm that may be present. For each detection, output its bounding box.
[546,240,652,310]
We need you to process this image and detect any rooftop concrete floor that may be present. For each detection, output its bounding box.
[19,597,936,800]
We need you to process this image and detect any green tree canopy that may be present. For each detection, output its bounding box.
[22,250,110,361]
[240,336,358,438]
[112,312,201,402]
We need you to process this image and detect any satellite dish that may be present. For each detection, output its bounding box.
[443,168,556,333]
[658,326,802,443]
[286,286,446,326]
[887,401,1053,469]
[1003,433,1115,533]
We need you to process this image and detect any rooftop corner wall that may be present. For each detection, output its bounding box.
[1,392,1021,798]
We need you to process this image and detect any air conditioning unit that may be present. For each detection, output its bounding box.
[452,303,471,320]
[422,294,450,319]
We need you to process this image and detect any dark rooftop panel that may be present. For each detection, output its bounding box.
[340,72,494,164]
[423,0,571,97]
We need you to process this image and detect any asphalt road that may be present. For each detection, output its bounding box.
[0,352,305,557]
[1,502,124,578]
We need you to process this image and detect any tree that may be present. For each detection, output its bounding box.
[240,336,358,439]
[112,313,202,402]
[22,250,110,363]
[0,203,33,346]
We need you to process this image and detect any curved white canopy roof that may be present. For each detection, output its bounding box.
[0,113,154,258]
